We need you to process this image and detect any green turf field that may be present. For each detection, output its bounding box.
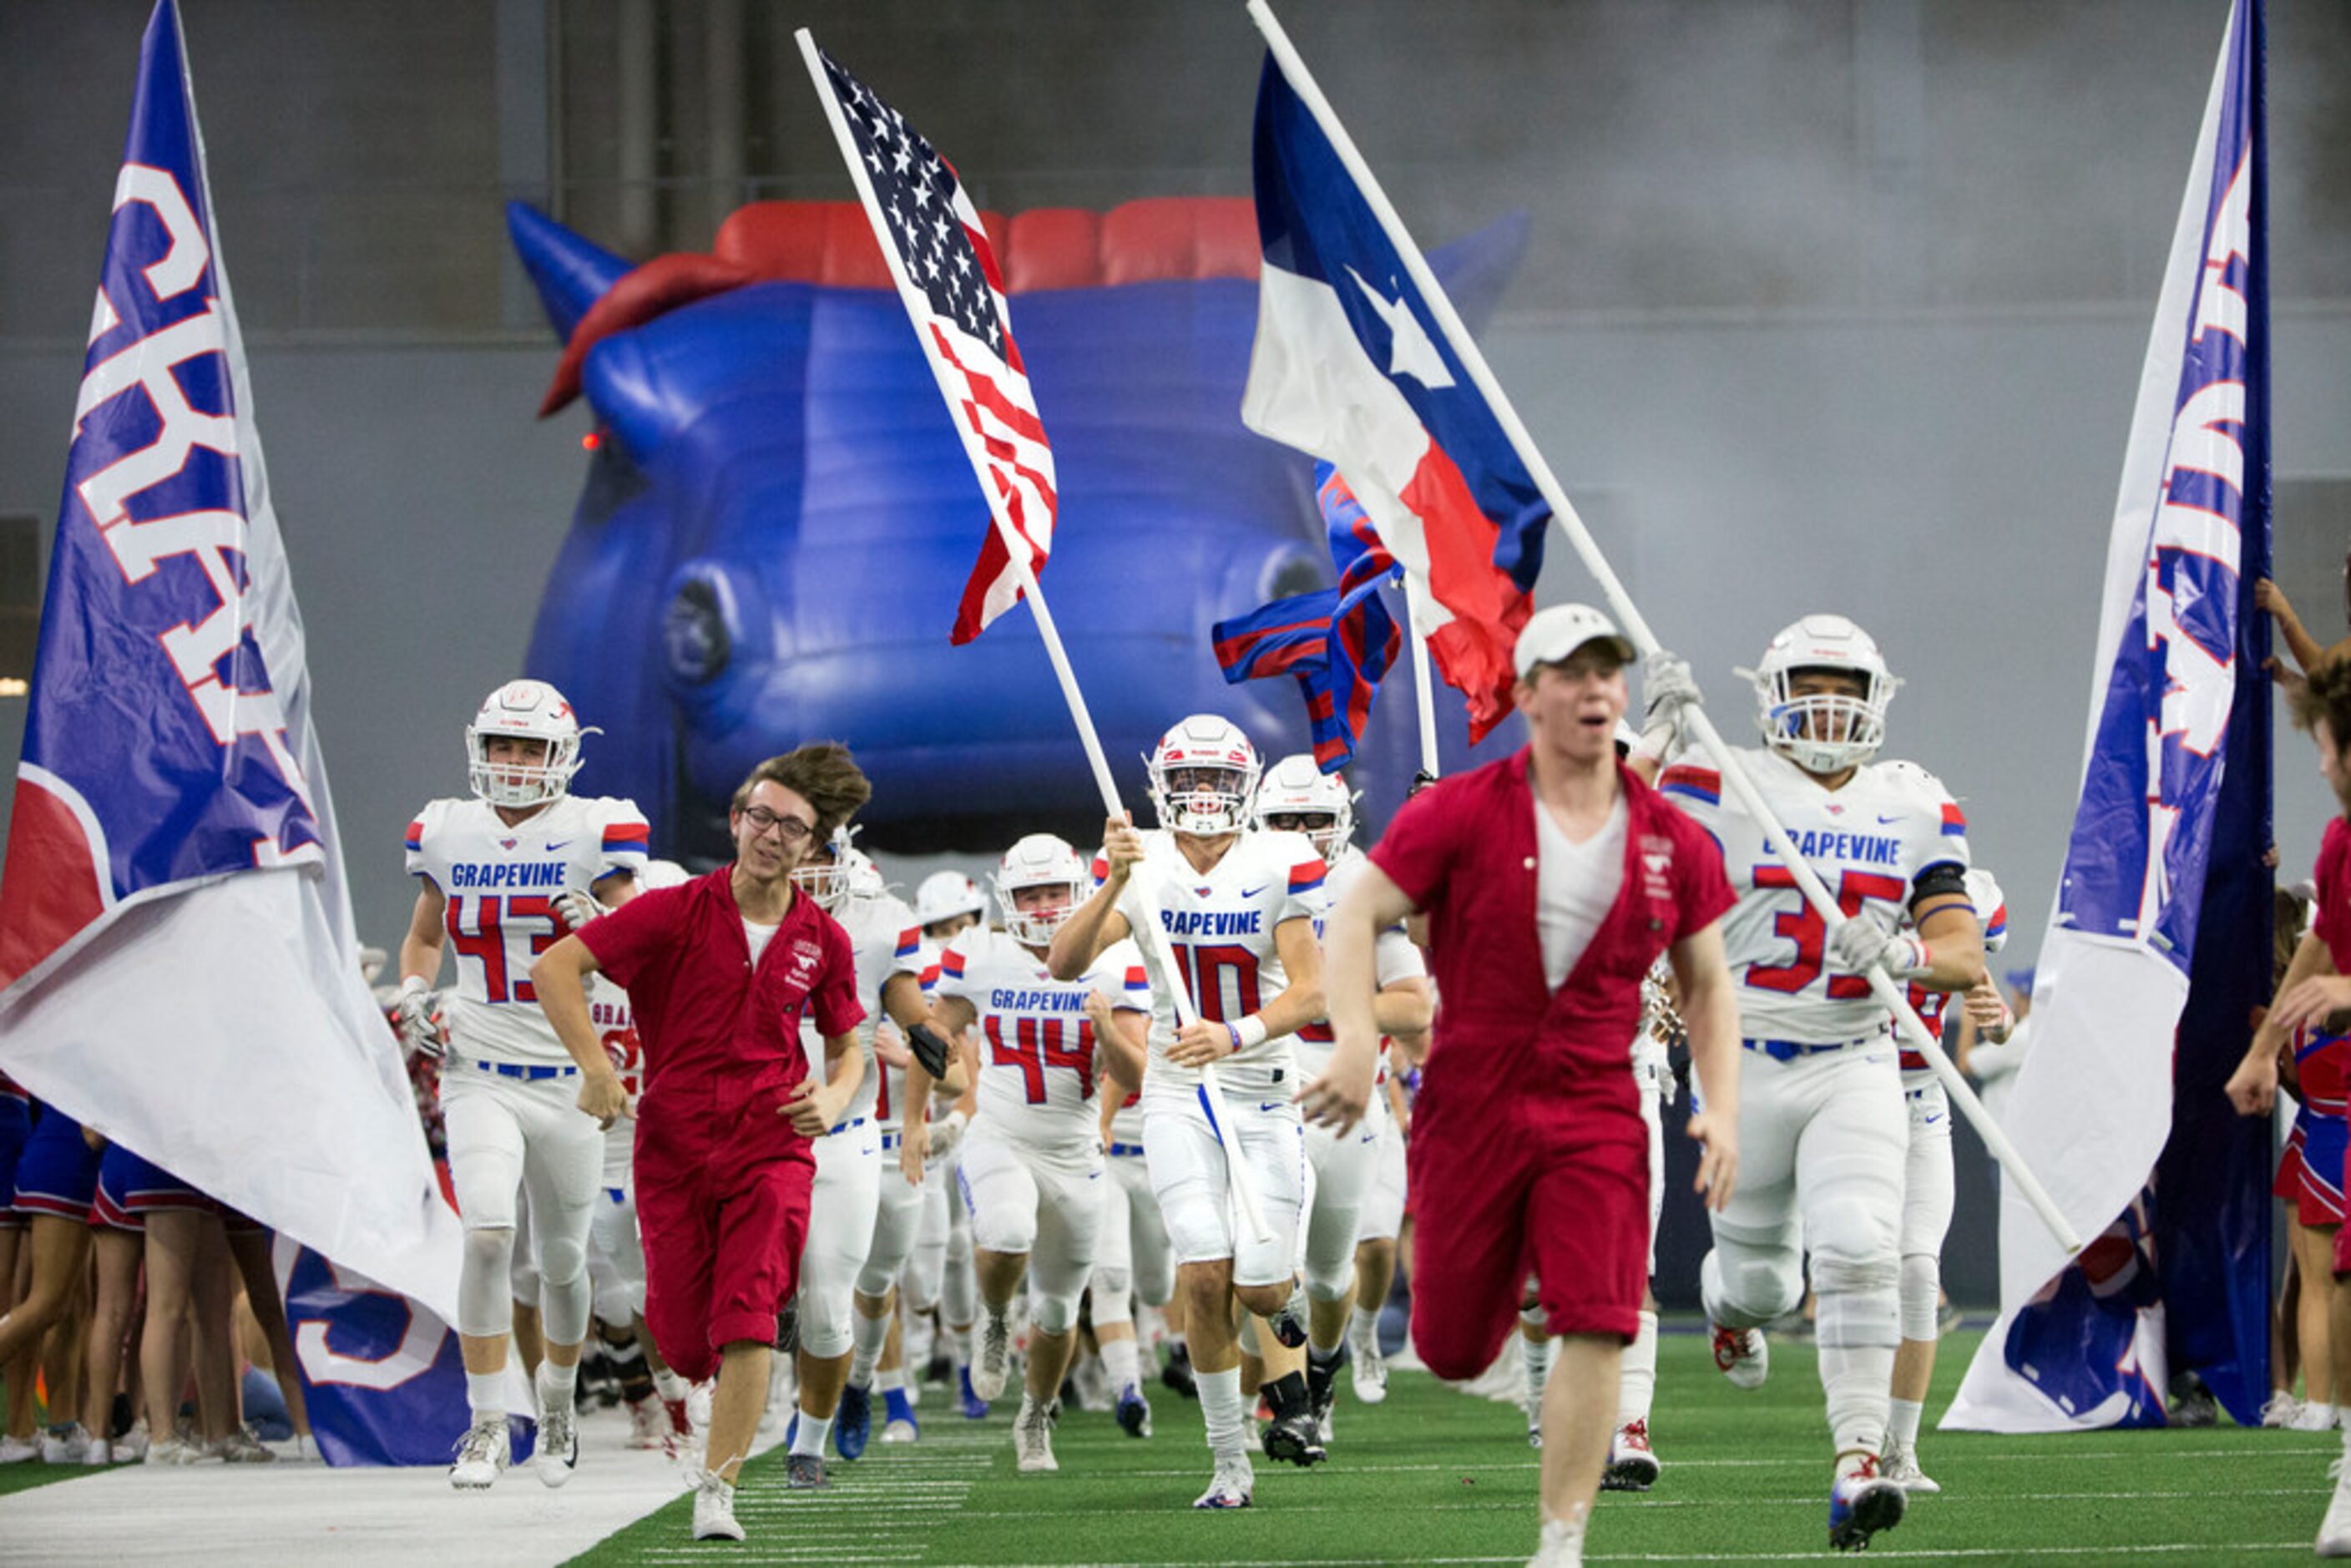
[569,1328,2342,1563]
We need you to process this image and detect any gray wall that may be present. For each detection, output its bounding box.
[3,0,2348,1302]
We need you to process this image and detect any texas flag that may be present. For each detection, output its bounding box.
[1240,56,1549,742]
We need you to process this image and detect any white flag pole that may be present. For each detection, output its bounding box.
[1400,579,1443,781]
[798,30,1272,1244]
[1247,0,2077,1253]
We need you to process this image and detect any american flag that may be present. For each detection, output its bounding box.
[813,48,1057,645]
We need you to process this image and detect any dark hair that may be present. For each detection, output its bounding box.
[2290,656,2351,748]
[731,742,872,838]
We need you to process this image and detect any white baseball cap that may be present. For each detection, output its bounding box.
[1514,603,1636,678]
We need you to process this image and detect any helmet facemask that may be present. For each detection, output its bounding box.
[791,826,859,914]
[993,834,1090,947]
[1755,667,1893,775]
[1251,754,1355,859]
[465,680,590,808]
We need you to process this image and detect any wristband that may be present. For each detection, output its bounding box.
[1233,1014,1271,1051]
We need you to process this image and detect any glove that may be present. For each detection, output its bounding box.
[906,1021,953,1080]
[925,1107,968,1165]
[1638,650,1701,761]
[1828,918,1931,980]
[552,887,602,933]
[394,976,448,1059]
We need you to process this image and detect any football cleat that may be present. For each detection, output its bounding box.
[1261,1409,1327,1468]
[1527,1406,1544,1449]
[1306,1345,1344,1444]
[1014,1396,1059,1474]
[1267,1284,1312,1350]
[835,1382,872,1460]
[625,1393,675,1454]
[958,1366,991,1420]
[1709,1322,1769,1390]
[973,1309,1014,1402]
[1115,1383,1154,1439]
[692,1472,746,1542]
[447,1415,509,1490]
[1828,1455,1906,1551]
[1347,1322,1389,1406]
[1161,1343,1199,1400]
[1192,1455,1255,1510]
[881,1417,919,1444]
[1600,1419,1659,1491]
[2320,1458,2351,1558]
[1878,1436,1939,1495]
[786,1451,830,1490]
[534,1405,577,1487]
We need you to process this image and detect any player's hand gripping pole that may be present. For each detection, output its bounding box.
[797,28,1271,1248]
[1248,0,2079,1255]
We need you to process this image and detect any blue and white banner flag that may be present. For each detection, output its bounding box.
[0,0,465,1439]
[1949,0,2271,1433]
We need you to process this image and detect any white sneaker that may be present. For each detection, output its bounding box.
[1527,1515,1586,1568]
[536,1403,578,1487]
[1878,1436,1940,1495]
[39,1424,90,1464]
[2320,1459,2351,1558]
[113,1420,150,1463]
[1192,1453,1253,1509]
[214,1428,276,1463]
[2297,1402,2343,1434]
[448,1414,510,1490]
[1014,1395,1058,1474]
[144,1437,202,1466]
[1708,1322,1769,1391]
[2261,1392,2307,1428]
[692,1472,747,1542]
[0,1434,38,1464]
[626,1393,675,1453]
[1347,1321,1389,1405]
[1602,1419,1660,1491]
[881,1417,919,1444]
[79,1437,111,1465]
[973,1309,1013,1402]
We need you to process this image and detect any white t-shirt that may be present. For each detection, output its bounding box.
[744,918,778,967]
[1534,792,1627,989]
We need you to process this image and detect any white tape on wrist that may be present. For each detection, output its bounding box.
[1233,1014,1271,1051]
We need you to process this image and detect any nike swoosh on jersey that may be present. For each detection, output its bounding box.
[1241,885,1268,898]
[1922,1113,1944,1124]
[1875,815,1901,825]
[1258,1100,1287,1112]
[544,840,573,851]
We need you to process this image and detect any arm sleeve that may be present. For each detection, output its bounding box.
[403,800,443,881]
[811,923,868,1041]
[931,938,977,1005]
[1373,926,1428,988]
[577,883,685,992]
[1095,939,1155,1013]
[1367,783,1459,911]
[1906,772,1972,894]
[594,798,653,881]
[1276,834,1331,928]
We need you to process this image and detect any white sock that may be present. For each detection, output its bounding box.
[537,1359,577,1414]
[1102,1336,1140,1393]
[466,1372,505,1420]
[849,1308,892,1388]
[652,1367,688,1404]
[877,1366,906,1394]
[1197,1365,1246,1459]
[791,1409,832,1459]
[1818,1342,1898,1458]
[1349,1304,1382,1344]
[1524,1332,1554,1409]
[1888,1396,1924,1447]
[1618,1310,1658,1426]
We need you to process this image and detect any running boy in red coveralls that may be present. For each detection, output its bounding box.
[1303,605,1742,1568]
[533,745,872,1544]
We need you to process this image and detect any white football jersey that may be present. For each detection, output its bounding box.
[1120,827,1327,1104]
[1292,847,1428,1078]
[935,926,1150,1147]
[1659,746,1969,1045]
[800,890,922,1130]
[406,794,649,1063]
[586,976,643,1186]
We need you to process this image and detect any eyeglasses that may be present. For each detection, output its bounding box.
[740,806,817,842]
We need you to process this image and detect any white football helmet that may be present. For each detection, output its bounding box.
[1741,615,1899,775]
[791,824,863,914]
[914,870,989,931]
[1145,715,1261,837]
[1251,753,1356,859]
[993,833,1090,948]
[467,679,595,808]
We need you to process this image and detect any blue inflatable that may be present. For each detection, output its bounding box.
[509,197,1528,861]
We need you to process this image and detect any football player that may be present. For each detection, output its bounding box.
[914,871,989,943]
[781,833,948,1485]
[1641,615,1984,1550]
[397,679,648,1491]
[1049,715,1328,1510]
[1252,755,1431,1444]
[906,833,1149,1471]
[1090,1013,1182,1434]
[1881,867,2010,1493]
